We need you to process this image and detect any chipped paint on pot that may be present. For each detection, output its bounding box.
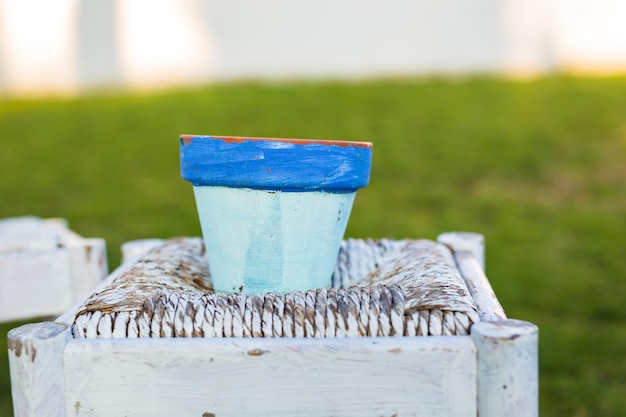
[180,135,372,294]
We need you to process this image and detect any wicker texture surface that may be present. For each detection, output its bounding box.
[72,238,479,338]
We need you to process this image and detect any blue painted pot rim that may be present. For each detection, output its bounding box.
[180,135,373,192]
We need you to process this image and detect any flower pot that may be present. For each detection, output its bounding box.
[180,135,372,294]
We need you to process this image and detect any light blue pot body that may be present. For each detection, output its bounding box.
[181,135,372,294]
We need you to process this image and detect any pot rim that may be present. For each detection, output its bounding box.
[180,134,372,149]
[180,135,372,192]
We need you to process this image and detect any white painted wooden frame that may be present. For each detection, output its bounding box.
[8,232,538,417]
[0,217,108,323]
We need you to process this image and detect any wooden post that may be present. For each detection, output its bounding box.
[8,322,71,417]
[471,319,539,417]
[440,232,537,414]
[66,237,108,303]
[120,238,164,263]
[437,231,485,270]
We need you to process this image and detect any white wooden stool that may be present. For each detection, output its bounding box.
[8,232,538,417]
[0,216,107,323]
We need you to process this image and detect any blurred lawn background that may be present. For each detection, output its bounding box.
[1,75,625,416]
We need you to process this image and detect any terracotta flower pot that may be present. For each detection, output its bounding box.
[180,135,372,294]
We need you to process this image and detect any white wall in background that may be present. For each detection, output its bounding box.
[552,0,626,72]
[0,0,79,96]
[500,0,555,74]
[0,0,625,98]
[117,0,213,89]
[203,0,505,80]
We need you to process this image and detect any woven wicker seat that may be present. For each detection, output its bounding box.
[72,237,479,338]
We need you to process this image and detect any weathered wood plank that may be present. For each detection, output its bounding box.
[0,250,73,321]
[8,322,71,417]
[64,335,477,417]
[454,252,506,322]
[65,237,107,306]
[437,232,506,321]
[0,216,108,322]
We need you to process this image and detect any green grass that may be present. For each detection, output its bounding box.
[1,76,625,416]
